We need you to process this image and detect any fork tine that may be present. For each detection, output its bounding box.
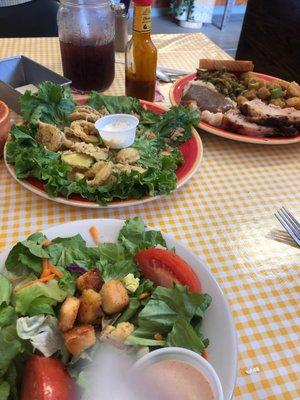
[275,212,300,246]
[278,209,300,238]
[281,207,300,230]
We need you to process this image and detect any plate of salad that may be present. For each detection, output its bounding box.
[4,82,202,208]
[0,217,237,400]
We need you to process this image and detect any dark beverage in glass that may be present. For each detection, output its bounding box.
[57,0,115,92]
[59,39,115,92]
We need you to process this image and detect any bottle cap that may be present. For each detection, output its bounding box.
[133,0,152,5]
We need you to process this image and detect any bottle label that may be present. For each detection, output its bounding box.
[133,6,151,33]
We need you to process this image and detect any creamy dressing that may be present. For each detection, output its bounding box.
[103,120,132,132]
[145,359,215,400]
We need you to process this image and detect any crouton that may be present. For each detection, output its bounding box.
[99,322,135,346]
[77,289,102,325]
[58,296,81,333]
[64,325,96,356]
[100,280,129,314]
[76,268,103,293]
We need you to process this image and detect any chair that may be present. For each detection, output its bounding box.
[0,0,59,38]
[236,0,300,82]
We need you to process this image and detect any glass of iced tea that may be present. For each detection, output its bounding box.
[57,0,115,92]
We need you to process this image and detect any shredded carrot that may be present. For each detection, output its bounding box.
[48,262,63,278]
[40,259,63,279]
[14,269,57,292]
[14,279,38,292]
[40,258,52,278]
[89,226,100,244]
[39,274,55,283]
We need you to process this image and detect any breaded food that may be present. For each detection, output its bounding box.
[86,161,113,186]
[64,325,96,356]
[70,120,99,144]
[36,121,63,151]
[199,59,254,72]
[99,322,135,346]
[76,268,103,293]
[115,148,140,164]
[100,280,130,314]
[58,296,81,333]
[70,106,102,123]
[77,289,102,325]
[61,151,94,170]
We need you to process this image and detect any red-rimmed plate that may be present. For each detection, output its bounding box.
[4,100,203,208]
[170,73,300,145]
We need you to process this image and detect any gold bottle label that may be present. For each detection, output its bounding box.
[133,6,151,33]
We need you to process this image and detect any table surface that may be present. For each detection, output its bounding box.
[0,35,299,400]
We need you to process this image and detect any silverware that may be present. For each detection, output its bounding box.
[274,207,300,247]
[115,59,190,81]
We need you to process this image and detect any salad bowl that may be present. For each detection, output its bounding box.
[0,218,237,399]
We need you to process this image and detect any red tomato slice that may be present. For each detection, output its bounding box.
[134,248,201,292]
[21,356,78,400]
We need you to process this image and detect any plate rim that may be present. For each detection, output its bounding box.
[169,72,300,145]
[4,101,203,208]
[0,217,238,400]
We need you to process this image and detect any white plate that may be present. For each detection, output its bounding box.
[0,219,237,399]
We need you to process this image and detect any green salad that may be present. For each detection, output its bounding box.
[5,82,200,205]
[0,217,211,399]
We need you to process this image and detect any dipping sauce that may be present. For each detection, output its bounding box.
[95,114,139,149]
[104,120,132,132]
[145,359,215,400]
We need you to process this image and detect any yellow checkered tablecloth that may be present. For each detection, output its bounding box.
[0,35,299,399]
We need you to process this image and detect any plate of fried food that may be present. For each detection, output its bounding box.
[4,82,202,208]
[170,59,300,144]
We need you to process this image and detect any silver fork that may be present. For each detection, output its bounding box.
[274,207,300,247]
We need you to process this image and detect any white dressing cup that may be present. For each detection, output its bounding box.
[95,114,139,149]
[133,347,224,400]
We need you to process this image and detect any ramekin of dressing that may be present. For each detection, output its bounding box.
[132,347,223,400]
[95,114,139,149]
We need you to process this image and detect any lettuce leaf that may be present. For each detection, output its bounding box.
[0,329,21,378]
[26,297,57,317]
[16,315,63,357]
[20,81,75,126]
[48,235,92,269]
[127,285,211,350]
[0,306,16,328]
[4,363,18,400]
[13,280,67,315]
[118,217,166,255]
[166,318,209,353]
[0,381,10,399]
[5,233,48,275]
[97,260,138,282]
[87,92,142,114]
[0,275,12,307]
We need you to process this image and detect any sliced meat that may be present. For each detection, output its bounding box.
[222,109,275,137]
[201,110,224,127]
[181,83,234,113]
[241,99,300,127]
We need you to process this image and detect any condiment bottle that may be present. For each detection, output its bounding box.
[125,0,157,101]
[113,3,128,52]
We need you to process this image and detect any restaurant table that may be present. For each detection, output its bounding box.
[0,35,299,399]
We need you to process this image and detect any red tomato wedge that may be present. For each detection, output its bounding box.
[134,248,201,292]
[21,356,78,400]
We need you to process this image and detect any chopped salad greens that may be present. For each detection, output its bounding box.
[0,217,211,400]
[6,82,200,205]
